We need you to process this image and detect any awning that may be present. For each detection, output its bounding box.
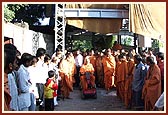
[129,3,166,41]
[66,18,122,34]
[65,4,128,34]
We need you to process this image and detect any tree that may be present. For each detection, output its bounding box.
[4,4,46,25]
[72,40,92,52]
[152,39,163,48]
[4,5,15,22]
[4,4,28,22]
[92,35,115,50]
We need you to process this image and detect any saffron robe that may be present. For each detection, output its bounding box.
[89,55,96,70]
[80,63,95,90]
[116,60,128,101]
[124,59,135,108]
[142,64,161,111]
[102,55,116,91]
[95,55,104,87]
[59,59,73,98]
[69,56,77,84]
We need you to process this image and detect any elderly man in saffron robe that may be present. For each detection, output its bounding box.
[80,56,95,90]
[102,48,116,93]
[142,56,161,111]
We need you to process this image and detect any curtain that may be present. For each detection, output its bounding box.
[129,3,166,41]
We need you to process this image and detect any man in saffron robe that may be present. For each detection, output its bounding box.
[95,51,104,88]
[69,52,77,84]
[102,49,116,93]
[156,52,164,93]
[88,49,97,81]
[142,56,161,111]
[80,56,95,90]
[115,53,128,101]
[59,52,73,99]
[89,49,96,70]
[124,53,135,108]
[114,55,121,97]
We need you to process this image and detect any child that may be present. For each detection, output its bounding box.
[44,70,58,111]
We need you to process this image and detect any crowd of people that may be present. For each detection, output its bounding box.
[4,42,164,111]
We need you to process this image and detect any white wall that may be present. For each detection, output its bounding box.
[3,22,54,56]
[138,34,151,47]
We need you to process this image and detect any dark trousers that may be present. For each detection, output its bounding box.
[45,98,54,111]
[36,83,44,102]
[57,81,61,99]
[132,90,144,107]
[74,66,81,87]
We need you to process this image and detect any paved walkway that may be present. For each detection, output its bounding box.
[54,87,133,112]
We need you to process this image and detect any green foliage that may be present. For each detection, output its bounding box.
[7,4,28,12]
[4,4,28,22]
[4,4,43,25]
[159,42,163,48]
[111,35,118,47]
[4,6,15,22]
[72,40,92,52]
[92,35,113,50]
[104,36,113,49]
[123,36,132,46]
[152,39,163,49]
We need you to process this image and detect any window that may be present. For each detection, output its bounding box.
[121,35,134,46]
